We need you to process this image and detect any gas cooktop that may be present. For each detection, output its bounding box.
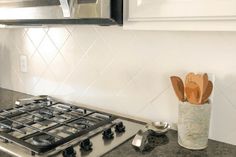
[0,96,144,157]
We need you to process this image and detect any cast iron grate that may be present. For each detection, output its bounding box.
[0,98,116,155]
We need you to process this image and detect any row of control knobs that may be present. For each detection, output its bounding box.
[63,122,125,157]
[103,121,126,139]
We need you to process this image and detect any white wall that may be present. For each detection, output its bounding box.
[0,26,236,145]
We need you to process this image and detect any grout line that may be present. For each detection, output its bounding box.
[138,86,171,112]
[26,28,47,51]
[41,34,60,66]
[79,57,115,98]
[47,27,71,51]
[115,66,145,97]
[54,38,98,93]
[215,85,236,110]
[93,26,115,56]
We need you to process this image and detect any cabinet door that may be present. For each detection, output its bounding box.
[124,0,236,31]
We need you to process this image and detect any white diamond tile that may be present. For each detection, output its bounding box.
[26,28,46,48]
[9,50,21,73]
[0,29,8,45]
[62,52,103,97]
[216,83,236,110]
[53,81,75,96]
[86,39,113,74]
[0,46,12,88]
[7,29,25,50]
[81,61,132,98]
[60,35,86,68]
[95,26,135,55]
[47,27,70,49]
[9,70,26,93]
[33,69,58,95]
[209,88,236,145]
[15,33,36,57]
[18,72,40,94]
[115,55,169,100]
[81,47,149,99]
[49,53,70,82]
[37,35,59,64]
[138,87,178,123]
[72,26,98,52]
[29,51,47,78]
[65,25,76,34]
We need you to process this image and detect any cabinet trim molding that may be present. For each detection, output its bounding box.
[124,0,236,31]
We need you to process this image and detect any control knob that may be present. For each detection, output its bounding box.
[102,128,114,139]
[62,146,76,157]
[80,138,93,151]
[115,122,125,133]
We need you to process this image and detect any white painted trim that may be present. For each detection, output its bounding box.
[124,0,236,31]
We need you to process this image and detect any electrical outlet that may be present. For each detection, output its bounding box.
[20,55,28,73]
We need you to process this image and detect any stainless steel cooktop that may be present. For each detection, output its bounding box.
[0,96,144,157]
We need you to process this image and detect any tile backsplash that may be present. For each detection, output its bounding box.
[0,26,236,145]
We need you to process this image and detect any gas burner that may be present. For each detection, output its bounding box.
[38,108,54,119]
[32,134,55,147]
[0,120,13,132]
[73,119,92,129]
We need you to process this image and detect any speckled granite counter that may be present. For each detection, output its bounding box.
[103,130,236,157]
[0,88,236,157]
[0,88,31,109]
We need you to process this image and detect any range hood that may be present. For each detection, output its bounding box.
[0,0,123,26]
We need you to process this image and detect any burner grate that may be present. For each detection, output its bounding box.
[0,98,116,155]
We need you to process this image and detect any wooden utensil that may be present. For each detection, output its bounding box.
[199,73,209,103]
[185,81,201,105]
[185,72,195,86]
[189,73,208,104]
[170,76,185,102]
[201,80,213,104]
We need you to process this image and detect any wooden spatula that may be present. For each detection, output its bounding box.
[201,80,213,104]
[185,81,201,105]
[170,76,185,102]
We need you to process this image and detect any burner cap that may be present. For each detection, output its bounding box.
[74,119,91,129]
[0,120,13,132]
[32,134,55,147]
[38,108,53,119]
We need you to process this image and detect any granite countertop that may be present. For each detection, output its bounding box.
[0,88,236,157]
[103,131,236,157]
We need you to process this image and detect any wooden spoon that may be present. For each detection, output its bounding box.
[199,73,209,103]
[185,72,195,86]
[190,73,208,104]
[201,80,213,104]
[170,76,185,102]
[185,81,201,105]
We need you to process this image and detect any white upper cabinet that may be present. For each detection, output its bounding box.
[124,0,236,31]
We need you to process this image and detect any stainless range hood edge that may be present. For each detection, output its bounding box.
[0,0,123,26]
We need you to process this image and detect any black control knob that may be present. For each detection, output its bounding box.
[62,146,76,157]
[102,128,114,139]
[115,122,125,133]
[80,138,92,151]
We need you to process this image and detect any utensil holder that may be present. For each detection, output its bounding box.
[178,102,211,150]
